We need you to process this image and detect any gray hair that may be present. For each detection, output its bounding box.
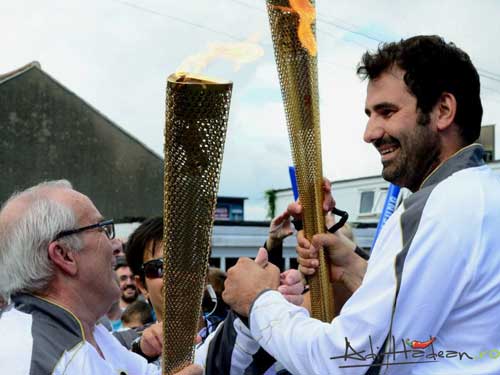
[0,180,84,300]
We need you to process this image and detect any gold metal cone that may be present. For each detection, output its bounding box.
[266,0,334,322]
[163,72,232,374]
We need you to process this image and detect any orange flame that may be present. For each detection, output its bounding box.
[177,33,264,74]
[273,0,317,56]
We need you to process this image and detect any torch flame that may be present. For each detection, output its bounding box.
[273,0,317,56]
[177,33,264,74]
[170,72,229,85]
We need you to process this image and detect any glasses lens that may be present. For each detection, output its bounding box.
[102,222,115,240]
[119,275,132,282]
[143,259,164,279]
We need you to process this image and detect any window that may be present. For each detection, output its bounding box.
[477,124,495,162]
[209,257,220,268]
[484,150,494,162]
[225,257,239,270]
[273,257,285,271]
[230,208,244,221]
[215,206,229,220]
[289,258,299,270]
[359,191,375,214]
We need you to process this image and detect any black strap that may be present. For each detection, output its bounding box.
[291,218,303,231]
[327,208,349,234]
[292,207,349,233]
[354,246,370,261]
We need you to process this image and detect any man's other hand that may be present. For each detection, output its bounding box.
[297,230,366,293]
[140,322,162,358]
[278,269,305,306]
[223,248,280,317]
[287,178,336,220]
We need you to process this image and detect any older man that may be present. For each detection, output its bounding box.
[0,180,201,375]
[223,35,500,374]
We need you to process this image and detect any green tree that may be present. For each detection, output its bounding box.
[265,189,277,219]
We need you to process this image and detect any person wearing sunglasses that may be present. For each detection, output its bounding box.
[0,180,202,375]
[124,216,305,374]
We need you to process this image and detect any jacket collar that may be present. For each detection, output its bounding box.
[419,143,485,190]
[12,293,85,339]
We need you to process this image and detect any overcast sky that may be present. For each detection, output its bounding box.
[2,0,500,219]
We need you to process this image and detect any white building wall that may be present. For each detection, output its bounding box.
[275,175,396,225]
[116,160,500,271]
[210,224,298,271]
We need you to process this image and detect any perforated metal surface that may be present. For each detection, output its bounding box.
[266,0,334,322]
[163,73,232,374]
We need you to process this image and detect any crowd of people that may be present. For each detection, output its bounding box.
[1,35,500,374]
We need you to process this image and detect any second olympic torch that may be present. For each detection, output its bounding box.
[266,0,334,321]
[163,73,232,374]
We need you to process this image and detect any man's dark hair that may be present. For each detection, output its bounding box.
[125,216,163,281]
[357,35,483,144]
[121,300,154,326]
[114,255,129,271]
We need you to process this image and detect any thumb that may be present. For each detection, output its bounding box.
[311,233,334,249]
[285,269,302,285]
[254,247,269,267]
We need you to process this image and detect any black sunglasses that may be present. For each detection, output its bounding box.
[142,258,164,279]
[53,219,115,241]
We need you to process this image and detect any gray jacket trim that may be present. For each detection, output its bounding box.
[12,293,85,375]
[396,144,484,303]
[367,144,485,374]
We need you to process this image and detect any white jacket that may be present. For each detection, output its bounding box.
[249,144,500,375]
[0,294,159,375]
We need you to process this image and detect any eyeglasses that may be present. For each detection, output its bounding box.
[142,258,164,279]
[53,220,115,241]
[118,275,134,282]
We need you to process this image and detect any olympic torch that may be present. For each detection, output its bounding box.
[266,0,334,321]
[162,72,232,374]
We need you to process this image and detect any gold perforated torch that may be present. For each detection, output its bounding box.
[162,72,232,374]
[266,0,335,322]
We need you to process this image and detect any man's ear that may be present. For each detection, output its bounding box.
[48,242,78,276]
[436,92,457,131]
[135,275,149,299]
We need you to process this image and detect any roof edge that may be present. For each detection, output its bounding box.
[1,61,163,162]
[0,61,41,85]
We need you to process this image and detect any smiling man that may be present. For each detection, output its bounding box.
[223,35,500,375]
[0,180,201,375]
[115,257,139,310]
[364,69,442,192]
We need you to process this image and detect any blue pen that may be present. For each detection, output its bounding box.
[288,166,299,201]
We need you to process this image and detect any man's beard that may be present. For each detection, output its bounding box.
[121,287,138,304]
[380,112,440,191]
